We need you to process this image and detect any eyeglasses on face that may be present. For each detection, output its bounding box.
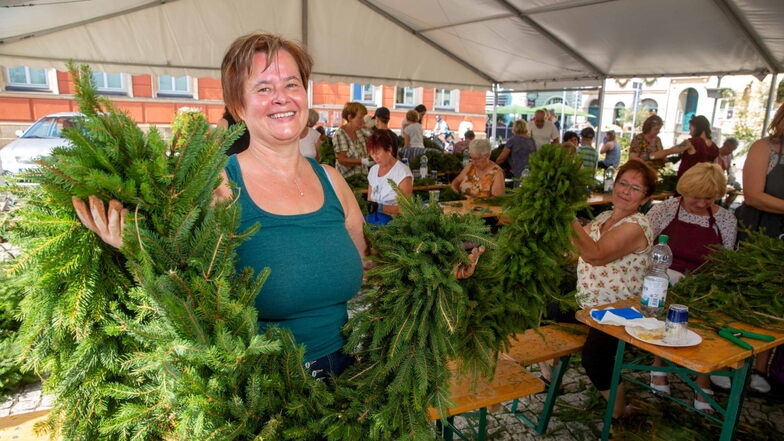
[616,179,645,194]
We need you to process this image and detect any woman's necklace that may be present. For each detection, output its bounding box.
[248,148,305,197]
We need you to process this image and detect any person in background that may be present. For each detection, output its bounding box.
[562,131,579,145]
[571,159,657,420]
[402,104,428,131]
[548,108,561,131]
[598,130,620,169]
[629,115,665,169]
[457,116,474,140]
[217,107,250,155]
[372,107,399,158]
[366,130,413,223]
[495,119,536,181]
[451,139,505,199]
[298,109,321,161]
[333,102,372,178]
[399,109,431,164]
[577,127,598,170]
[717,136,739,183]
[529,109,560,149]
[729,102,784,394]
[453,130,475,154]
[433,114,450,149]
[673,115,719,179]
[646,162,737,409]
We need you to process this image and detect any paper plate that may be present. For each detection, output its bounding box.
[624,325,702,347]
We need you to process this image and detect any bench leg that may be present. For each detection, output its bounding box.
[536,354,571,434]
[601,340,626,441]
[720,357,752,441]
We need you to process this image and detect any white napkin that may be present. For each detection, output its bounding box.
[590,307,664,330]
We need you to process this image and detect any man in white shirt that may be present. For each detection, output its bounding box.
[529,109,560,149]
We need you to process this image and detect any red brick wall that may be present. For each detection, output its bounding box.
[57,71,74,95]
[459,90,486,114]
[198,77,223,101]
[132,75,153,98]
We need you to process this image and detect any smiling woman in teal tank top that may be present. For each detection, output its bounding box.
[213,34,367,379]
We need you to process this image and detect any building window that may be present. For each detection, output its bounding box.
[718,98,735,120]
[435,89,458,110]
[613,102,625,124]
[640,98,658,114]
[352,83,375,103]
[158,75,191,97]
[396,86,415,107]
[7,66,49,90]
[91,72,125,94]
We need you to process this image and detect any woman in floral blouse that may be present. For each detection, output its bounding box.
[571,159,657,419]
[629,115,666,169]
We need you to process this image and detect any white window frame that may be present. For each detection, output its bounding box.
[91,72,128,95]
[157,74,193,98]
[434,88,459,111]
[395,86,416,107]
[351,83,377,104]
[6,66,52,91]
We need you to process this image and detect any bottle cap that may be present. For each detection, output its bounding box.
[658,234,669,243]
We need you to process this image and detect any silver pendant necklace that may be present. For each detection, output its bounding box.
[248,148,305,197]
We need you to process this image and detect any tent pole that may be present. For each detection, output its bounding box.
[492,84,499,145]
[560,89,566,138]
[762,73,778,137]
[710,75,723,127]
[301,0,308,48]
[596,79,606,144]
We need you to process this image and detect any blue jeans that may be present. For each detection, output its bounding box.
[304,349,354,382]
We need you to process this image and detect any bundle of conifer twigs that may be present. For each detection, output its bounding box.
[4,64,591,441]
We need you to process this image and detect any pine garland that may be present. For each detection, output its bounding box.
[668,229,784,327]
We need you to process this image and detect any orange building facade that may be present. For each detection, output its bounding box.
[0,67,487,148]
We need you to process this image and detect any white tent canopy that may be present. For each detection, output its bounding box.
[0,0,782,90]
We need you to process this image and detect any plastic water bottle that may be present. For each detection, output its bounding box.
[640,235,673,318]
[462,149,470,168]
[419,155,428,179]
[520,166,530,178]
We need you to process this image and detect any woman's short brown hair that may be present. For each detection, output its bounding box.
[405,109,420,123]
[221,33,313,122]
[642,115,664,135]
[616,159,658,197]
[366,129,394,154]
[342,102,367,122]
[676,162,727,199]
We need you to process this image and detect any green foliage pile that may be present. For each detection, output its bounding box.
[327,192,495,440]
[457,144,593,377]
[410,150,463,173]
[656,164,678,193]
[0,267,36,396]
[7,64,330,440]
[669,230,784,328]
[319,137,336,166]
[344,174,369,191]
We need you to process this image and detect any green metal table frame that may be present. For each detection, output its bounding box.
[601,340,753,441]
[435,409,488,441]
[510,353,572,434]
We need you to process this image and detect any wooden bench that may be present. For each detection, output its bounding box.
[429,359,544,440]
[0,410,51,440]
[500,323,588,434]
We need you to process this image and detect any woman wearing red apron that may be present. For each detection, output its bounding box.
[646,163,737,412]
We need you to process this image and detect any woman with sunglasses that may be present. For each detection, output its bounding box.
[570,159,657,419]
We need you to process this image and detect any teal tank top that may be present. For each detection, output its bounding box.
[225,156,363,361]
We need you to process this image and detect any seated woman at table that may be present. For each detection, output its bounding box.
[571,159,657,419]
[494,119,536,183]
[450,138,505,199]
[645,162,736,410]
[366,130,413,223]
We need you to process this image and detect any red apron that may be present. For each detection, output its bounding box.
[661,201,723,273]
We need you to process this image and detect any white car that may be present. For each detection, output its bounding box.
[0,112,81,174]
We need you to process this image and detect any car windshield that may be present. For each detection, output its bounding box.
[22,117,76,138]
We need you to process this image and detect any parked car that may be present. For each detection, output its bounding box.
[0,112,81,174]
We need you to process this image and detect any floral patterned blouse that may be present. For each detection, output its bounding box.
[576,211,653,309]
[629,133,665,169]
[458,162,503,198]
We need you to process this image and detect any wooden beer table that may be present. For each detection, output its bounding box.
[576,299,784,441]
